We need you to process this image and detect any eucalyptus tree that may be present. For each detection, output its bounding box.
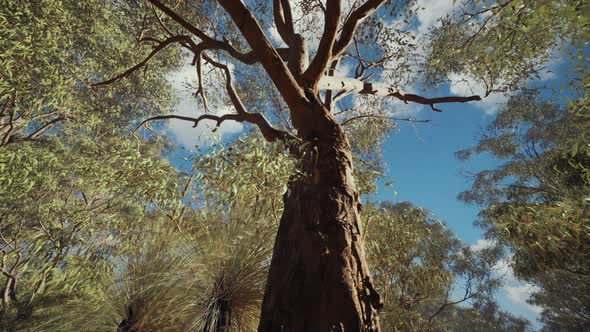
[91,0,578,329]
[364,202,505,331]
[0,0,181,326]
[0,0,179,145]
[458,90,590,328]
[437,300,533,332]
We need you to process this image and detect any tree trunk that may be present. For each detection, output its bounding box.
[258,102,382,331]
[203,296,231,332]
[1,277,14,310]
[118,306,135,332]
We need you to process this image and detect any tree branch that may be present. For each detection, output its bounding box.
[333,0,388,57]
[134,50,296,144]
[273,0,295,46]
[318,76,482,111]
[93,35,188,86]
[25,115,65,141]
[193,51,209,112]
[340,114,431,126]
[324,59,340,110]
[202,53,297,142]
[302,0,341,87]
[148,0,259,64]
[216,0,308,116]
[202,54,247,114]
[134,113,292,143]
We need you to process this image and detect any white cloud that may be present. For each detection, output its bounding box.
[415,0,456,34]
[493,256,516,282]
[388,101,425,118]
[471,238,496,252]
[488,253,544,317]
[504,283,543,315]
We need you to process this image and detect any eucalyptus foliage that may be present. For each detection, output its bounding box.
[459,90,590,328]
[0,0,183,327]
[0,0,179,144]
[426,0,589,93]
[364,202,507,331]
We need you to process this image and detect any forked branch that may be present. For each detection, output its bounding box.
[148,0,259,64]
[216,0,307,113]
[201,53,296,142]
[135,50,295,143]
[134,112,292,143]
[273,0,296,46]
[333,0,388,57]
[302,0,341,86]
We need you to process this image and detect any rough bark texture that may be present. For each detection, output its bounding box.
[258,101,382,332]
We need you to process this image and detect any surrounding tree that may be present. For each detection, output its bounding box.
[364,202,509,331]
[17,135,525,332]
[437,300,533,332]
[0,0,179,145]
[458,90,590,329]
[0,0,181,327]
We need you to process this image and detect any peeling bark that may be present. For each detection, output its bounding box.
[258,101,382,332]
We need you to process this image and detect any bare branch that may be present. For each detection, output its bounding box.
[324,59,340,110]
[333,0,388,58]
[25,115,65,140]
[134,49,296,144]
[148,0,259,64]
[273,0,295,46]
[93,35,188,86]
[280,0,295,35]
[150,2,175,37]
[340,114,431,126]
[149,0,215,42]
[318,76,482,111]
[134,112,292,143]
[192,51,210,112]
[202,53,297,142]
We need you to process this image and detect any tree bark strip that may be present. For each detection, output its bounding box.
[258,101,382,331]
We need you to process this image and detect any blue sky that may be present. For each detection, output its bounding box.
[367,44,574,329]
[371,102,496,243]
[372,97,545,324]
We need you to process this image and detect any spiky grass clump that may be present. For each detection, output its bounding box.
[186,223,273,332]
[41,238,194,331]
[38,222,274,332]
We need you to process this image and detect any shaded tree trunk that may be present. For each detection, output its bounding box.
[118,306,135,332]
[258,101,382,331]
[1,276,16,310]
[203,296,231,332]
